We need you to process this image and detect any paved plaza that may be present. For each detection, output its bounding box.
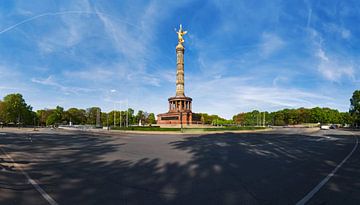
[0,128,359,205]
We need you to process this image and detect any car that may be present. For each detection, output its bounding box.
[330,124,337,129]
[320,125,330,130]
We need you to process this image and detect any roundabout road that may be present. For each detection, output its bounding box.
[0,128,359,205]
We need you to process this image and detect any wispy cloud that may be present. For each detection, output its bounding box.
[306,8,312,28]
[325,23,351,39]
[0,1,358,116]
[31,76,98,95]
[316,48,354,82]
[95,9,146,61]
[260,32,285,57]
[188,76,334,118]
[63,68,115,81]
[309,29,355,82]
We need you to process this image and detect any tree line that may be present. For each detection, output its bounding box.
[193,113,233,125]
[1,90,359,127]
[232,90,360,126]
[0,93,156,127]
[232,108,352,126]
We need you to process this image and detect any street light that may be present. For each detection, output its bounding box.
[106,113,109,131]
[110,89,117,129]
[126,99,129,127]
[33,115,36,131]
[119,102,122,128]
[180,111,183,133]
[113,103,116,128]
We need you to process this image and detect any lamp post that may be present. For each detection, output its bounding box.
[180,111,183,133]
[33,116,36,131]
[106,113,109,131]
[18,113,21,129]
[113,103,116,128]
[119,103,122,129]
[110,89,117,129]
[126,99,129,127]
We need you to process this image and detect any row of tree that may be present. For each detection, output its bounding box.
[232,90,360,126]
[0,93,156,127]
[1,90,360,127]
[36,107,156,127]
[232,108,352,126]
[193,113,233,126]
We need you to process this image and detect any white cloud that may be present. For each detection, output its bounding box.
[260,33,285,57]
[0,86,21,91]
[16,8,33,16]
[31,76,98,95]
[341,30,351,39]
[316,48,354,82]
[306,8,312,28]
[157,69,176,83]
[309,29,355,82]
[316,48,328,61]
[63,68,115,81]
[272,76,288,86]
[0,64,20,78]
[1,1,356,118]
[187,76,334,118]
[197,56,235,77]
[94,7,147,62]
[325,23,351,40]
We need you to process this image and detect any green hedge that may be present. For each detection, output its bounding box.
[112,126,181,131]
[111,126,265,132]
[202,126,265,131]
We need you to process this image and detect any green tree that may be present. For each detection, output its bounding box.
[86,107,101,125]
[0,100,6,124]
[309,107,323,123]
[65,108,87,125]
[127,108,135,125]
[136,110,144,125]
[101,112,108,127]
[350,90,360,126]
[233,113,245,125]
[37,109,54,126]
[2,93,33,125]
[273,111,285,126]
[233,107,350,127]
[45,106,64,126]
[340,112,353,125]
[147,113,156,124]
[46,113,60,126]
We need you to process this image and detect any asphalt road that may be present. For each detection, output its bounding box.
[0,128,359,205]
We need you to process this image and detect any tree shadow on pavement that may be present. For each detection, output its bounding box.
[0,131,357,205]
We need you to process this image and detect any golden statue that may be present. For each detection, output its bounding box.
[175,24,187,44]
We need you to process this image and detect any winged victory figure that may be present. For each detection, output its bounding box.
[176,24,187,45]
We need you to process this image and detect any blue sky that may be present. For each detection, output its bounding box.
[0,0,359,119]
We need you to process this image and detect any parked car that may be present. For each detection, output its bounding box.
[330,124,338,129]
[320,125,330,130]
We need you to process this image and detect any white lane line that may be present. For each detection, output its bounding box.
[296,136,359,205]
[0,146,58,205]
[315,136,336,142]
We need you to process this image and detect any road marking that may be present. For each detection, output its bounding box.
[296,136,359,205]
[0,146,58,205]
[314,136,337,142]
